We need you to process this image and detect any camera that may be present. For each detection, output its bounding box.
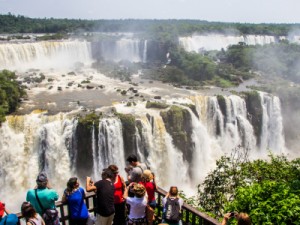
[230,212,235,217]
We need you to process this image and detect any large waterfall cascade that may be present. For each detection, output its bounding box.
[0,93,286,211]
[0,35,289,212]
[178,34,300,52]
[0,40,93,71]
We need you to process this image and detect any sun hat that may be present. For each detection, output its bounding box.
[142,169,153,180]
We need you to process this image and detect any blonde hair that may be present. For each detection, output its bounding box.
[133,183,146,198]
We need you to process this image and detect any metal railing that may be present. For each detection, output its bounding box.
[17,187,220,225]
[155,187,220,225]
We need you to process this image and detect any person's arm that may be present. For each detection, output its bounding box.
[123,182,135,199]
[123,185,130,199]
[86,177,97,192]
[61,190,67,203]
[120,176,127,194]
[221,213,231,225]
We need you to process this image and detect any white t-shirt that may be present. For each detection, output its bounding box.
[126,196,148,219]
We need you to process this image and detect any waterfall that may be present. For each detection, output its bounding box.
[97,38,143,62]
[93,118,126,180]
[183,105,222,185]
[193,95,257,154]
[137,115,190,189]
[179,34,277,51]
[142,40,147,63]
[0,40,93,71]
[0,93,287,209]
[224,95,256,151]
[259,92,285,154]
[0,112,77,211]
[206,96,224,137]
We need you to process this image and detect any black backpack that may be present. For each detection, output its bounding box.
[164,197,181,223]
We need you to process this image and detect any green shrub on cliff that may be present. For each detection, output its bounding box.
[146,101,169,109]
[0,70,26,123]
[77,113,101,130]
[160,105,194,162]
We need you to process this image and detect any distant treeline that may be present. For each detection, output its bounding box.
[0,13,299,35]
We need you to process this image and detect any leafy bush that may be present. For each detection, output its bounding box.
[145,101,169,109]
[0,70,26,123]
[197,149,300,224]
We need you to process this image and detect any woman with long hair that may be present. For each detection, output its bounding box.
[21,202,45,225]
[108,164,127,225]
[139,170,156,209]
[62,177,89,225]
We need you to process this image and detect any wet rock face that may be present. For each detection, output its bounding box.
[118,113,137,159]
[74,122,94,179]
[160,106,194,163]
[244,91,263,146]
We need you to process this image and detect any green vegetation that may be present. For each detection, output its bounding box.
[0,14,297,35]
[0,70,26,123]
[145,101,169,109]
[160,106,194,162]
[77,113,102,130]
[198,149,300,224]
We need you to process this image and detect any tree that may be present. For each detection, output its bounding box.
[0,70,26,123]
[197,150,300,224]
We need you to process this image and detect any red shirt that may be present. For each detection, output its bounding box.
[139,181,156,202]
[114,175,124,204]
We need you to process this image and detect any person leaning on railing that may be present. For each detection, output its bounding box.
[86,169,115,225]
[221,212,251,225]
[62,177,89,225]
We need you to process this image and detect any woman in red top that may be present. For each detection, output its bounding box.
[108,165,127,225]
[139,169,157,209]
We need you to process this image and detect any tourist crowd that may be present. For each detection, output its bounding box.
[0,154,251,225]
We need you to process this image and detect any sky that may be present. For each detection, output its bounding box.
[0,0,299,24]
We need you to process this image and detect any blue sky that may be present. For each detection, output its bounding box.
[0,0,299,24]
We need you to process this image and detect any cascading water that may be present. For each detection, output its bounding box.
[142,40,148,63]
[0,112,77,211]
[93,118,126,180]
[0,40,93,71]
[178,34,277,51]
[259,92,285,154]
[183,105,222,185]
[0,92,287,209]
[96,38,143,62]
[136,114,190,188]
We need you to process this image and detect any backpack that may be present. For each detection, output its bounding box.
[42,209,60,225]
[164,197,181,223]
[34,189,60,225]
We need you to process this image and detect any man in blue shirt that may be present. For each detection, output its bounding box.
[0,202,18,225]
[26,172,59,216]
